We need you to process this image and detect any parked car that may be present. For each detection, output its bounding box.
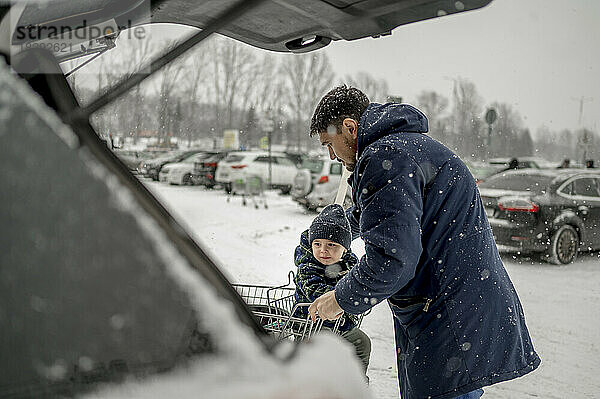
[159,152,222,185]
[215,151,298,194]
[292,157,353,211]
[479,169,600,264]
[114,150,152,173]
[284,152,305,168]
[487,157,552,170]
[1,0,492,396]
[138,152,176,178]
[190,151,230,188]
[140,150,205,181]
[464,160,504,184]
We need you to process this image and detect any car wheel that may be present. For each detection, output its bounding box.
[545,225,579,265]
[182,173,193,185]
[280,185,292,195]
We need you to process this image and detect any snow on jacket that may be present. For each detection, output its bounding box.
[293,229,359,332]
[335,103,541,399]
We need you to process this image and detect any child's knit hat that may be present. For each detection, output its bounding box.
[309,204,352,250]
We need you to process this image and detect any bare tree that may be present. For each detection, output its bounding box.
[280,53,334,151]
[204,37,260,148]
[449,78,484,158]
[417,90,449,143]
[179,44,212,147]
[252,54,279,112]
[150,41,185,142]
[342,71,389,102]
[487,102,525,157]
[250,53,287,147]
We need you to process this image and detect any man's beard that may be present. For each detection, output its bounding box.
[343,134,357,171]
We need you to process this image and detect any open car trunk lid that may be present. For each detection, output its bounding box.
[6,0,493,58]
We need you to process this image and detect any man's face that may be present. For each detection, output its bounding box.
[318,118,358,172]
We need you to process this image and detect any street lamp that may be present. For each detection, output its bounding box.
[485,107,497,151]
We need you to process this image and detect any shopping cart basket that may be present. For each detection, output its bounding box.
[232,272,349,342]
[227,172,268,209]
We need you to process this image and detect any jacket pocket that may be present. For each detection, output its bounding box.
[389,296,433,335]
[390,296,439,340]
[389,296,429,310]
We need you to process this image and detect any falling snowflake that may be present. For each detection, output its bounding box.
[480,269,490,280]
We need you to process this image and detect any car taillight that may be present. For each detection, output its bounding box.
[318,175,329,184]
[206,173,213,179]
[498,197,539,212]
[231,164,247,169]
[204,162,218,167]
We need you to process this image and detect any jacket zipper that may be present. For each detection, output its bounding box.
[423,298,432,312]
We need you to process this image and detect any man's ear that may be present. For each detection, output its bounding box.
[342,118,358,139]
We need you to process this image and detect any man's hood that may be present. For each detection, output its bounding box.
[356,103,428,158]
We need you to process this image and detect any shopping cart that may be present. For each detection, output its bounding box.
[232,272,345,341]
[227,172,268,209]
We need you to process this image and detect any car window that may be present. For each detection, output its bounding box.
[300,159,325,174]
[520,161,538,168]
[560,182,574,196]
[223,154,244,163]
[469,166,501,179]
[202,154,218,162]
[478,173,554,193]
[277,157,295,166]
[182,153,206,163]
[254,156,270,163]
[573,178,600,197]
[329,163,343,175]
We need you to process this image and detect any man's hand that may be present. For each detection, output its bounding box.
[308,290,343,322]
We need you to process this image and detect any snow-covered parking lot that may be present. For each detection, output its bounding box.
[145,181,600,399]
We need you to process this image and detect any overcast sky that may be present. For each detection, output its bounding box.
[79,0,598,137]
[321,0,599,136]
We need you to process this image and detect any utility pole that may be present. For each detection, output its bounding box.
[572,96,594,164]
[262,116,275,187]
[572,96,593,127]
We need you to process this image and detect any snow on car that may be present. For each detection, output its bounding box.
[292,156,352,211]
[215,151,298,194]
[160,152,215,185]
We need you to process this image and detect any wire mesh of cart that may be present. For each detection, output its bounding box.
[227,172,267,209]
[232,272,368,342]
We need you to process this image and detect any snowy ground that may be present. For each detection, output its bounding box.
[144,181,600,399]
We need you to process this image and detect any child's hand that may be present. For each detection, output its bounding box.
[308,290,343,322]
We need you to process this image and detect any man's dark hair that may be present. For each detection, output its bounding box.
[310,85,370,136]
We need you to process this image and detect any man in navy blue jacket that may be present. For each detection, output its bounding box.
[308,86,540,399]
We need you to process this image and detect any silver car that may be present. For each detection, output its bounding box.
[292,157,352,211]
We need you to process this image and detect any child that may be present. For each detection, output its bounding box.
[293,204,371,375]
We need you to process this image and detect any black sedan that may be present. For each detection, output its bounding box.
[479,169,600,264]
[191,151,230,188]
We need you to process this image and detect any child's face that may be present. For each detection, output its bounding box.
[311,239,345,265]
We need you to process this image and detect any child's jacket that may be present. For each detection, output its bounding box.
[293,229,359,332]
